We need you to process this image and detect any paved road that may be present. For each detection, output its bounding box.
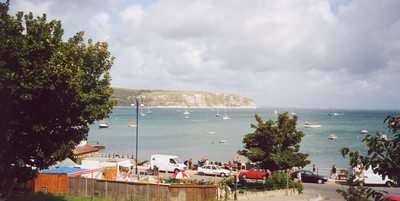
[238,181,400,201]
[137,167,399,201]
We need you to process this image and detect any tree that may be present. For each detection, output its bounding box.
[340,115,400,201]
[0,1,114,197]
[238,112,310,171]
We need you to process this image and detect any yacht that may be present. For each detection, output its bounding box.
[304,121,321,128]
[360,129,369,134]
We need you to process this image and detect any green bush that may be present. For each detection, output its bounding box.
[264,171,303,193]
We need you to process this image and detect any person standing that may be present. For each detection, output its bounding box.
[331,164,337,179]
[188,158,193,170]
[312,164,316,173]
[297,171,302,182]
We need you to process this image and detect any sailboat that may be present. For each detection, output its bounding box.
[146,106,152,114]
[140,103,146,117]
[215,108,221,117]
[183,106,190,115]
[222,96,231,120]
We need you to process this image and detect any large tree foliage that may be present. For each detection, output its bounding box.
[0,1,114,197]
[238,112,310,171]
[340,115,400,201]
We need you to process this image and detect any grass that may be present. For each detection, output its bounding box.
[10,192,143,201]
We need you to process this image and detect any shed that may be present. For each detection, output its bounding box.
[34,167,98,193]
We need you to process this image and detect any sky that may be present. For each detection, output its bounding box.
[5,0,400,109]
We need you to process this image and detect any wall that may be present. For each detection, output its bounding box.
[34,174,68,193]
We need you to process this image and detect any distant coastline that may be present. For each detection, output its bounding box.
[111,88,257,108]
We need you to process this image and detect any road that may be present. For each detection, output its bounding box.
[137,166,399,200]
[236,181,400,201]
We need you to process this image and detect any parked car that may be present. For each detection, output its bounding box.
[291,170,328,184]
[197,165,231,177]
[239,168,270,180]
[351,165,395,187]
[150,154,186,173]
[384,194,400,201]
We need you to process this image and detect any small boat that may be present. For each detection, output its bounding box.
[99,122,109,128]
[360,129,369,134]
[219,139,227,143]
[328,133,337,140]
[304,121,321,128]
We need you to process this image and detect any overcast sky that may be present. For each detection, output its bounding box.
[7,0,400,109]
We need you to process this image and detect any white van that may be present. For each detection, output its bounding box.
[352,165,395,187]
[150,154,186,173]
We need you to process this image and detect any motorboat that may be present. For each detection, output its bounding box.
[98,122,109,128]
[360,129,369,134]
[328,133,337,140]
[304,121,321,128]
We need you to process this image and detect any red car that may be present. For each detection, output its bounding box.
[384,194,400,201]
[239,168,271,180]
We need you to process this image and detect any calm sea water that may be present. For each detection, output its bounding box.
[87,108,397,170]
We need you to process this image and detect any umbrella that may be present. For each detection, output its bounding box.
[172,171,190,179]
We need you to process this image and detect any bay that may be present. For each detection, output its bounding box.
[88,108,396,170]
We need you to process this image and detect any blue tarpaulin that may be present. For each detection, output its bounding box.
[41,167,82,175]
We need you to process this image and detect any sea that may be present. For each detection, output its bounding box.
[87,107,397,172]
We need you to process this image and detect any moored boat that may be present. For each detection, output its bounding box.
[304,121,321,128]
[328,133,337,140]
[99,122,109,128]
[360,129,369,134]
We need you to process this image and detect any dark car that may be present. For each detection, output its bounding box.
[291,170,328,184]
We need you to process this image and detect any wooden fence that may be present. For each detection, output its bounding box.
[68,177,217,201]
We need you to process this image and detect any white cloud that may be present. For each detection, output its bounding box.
[8,0,400,109]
